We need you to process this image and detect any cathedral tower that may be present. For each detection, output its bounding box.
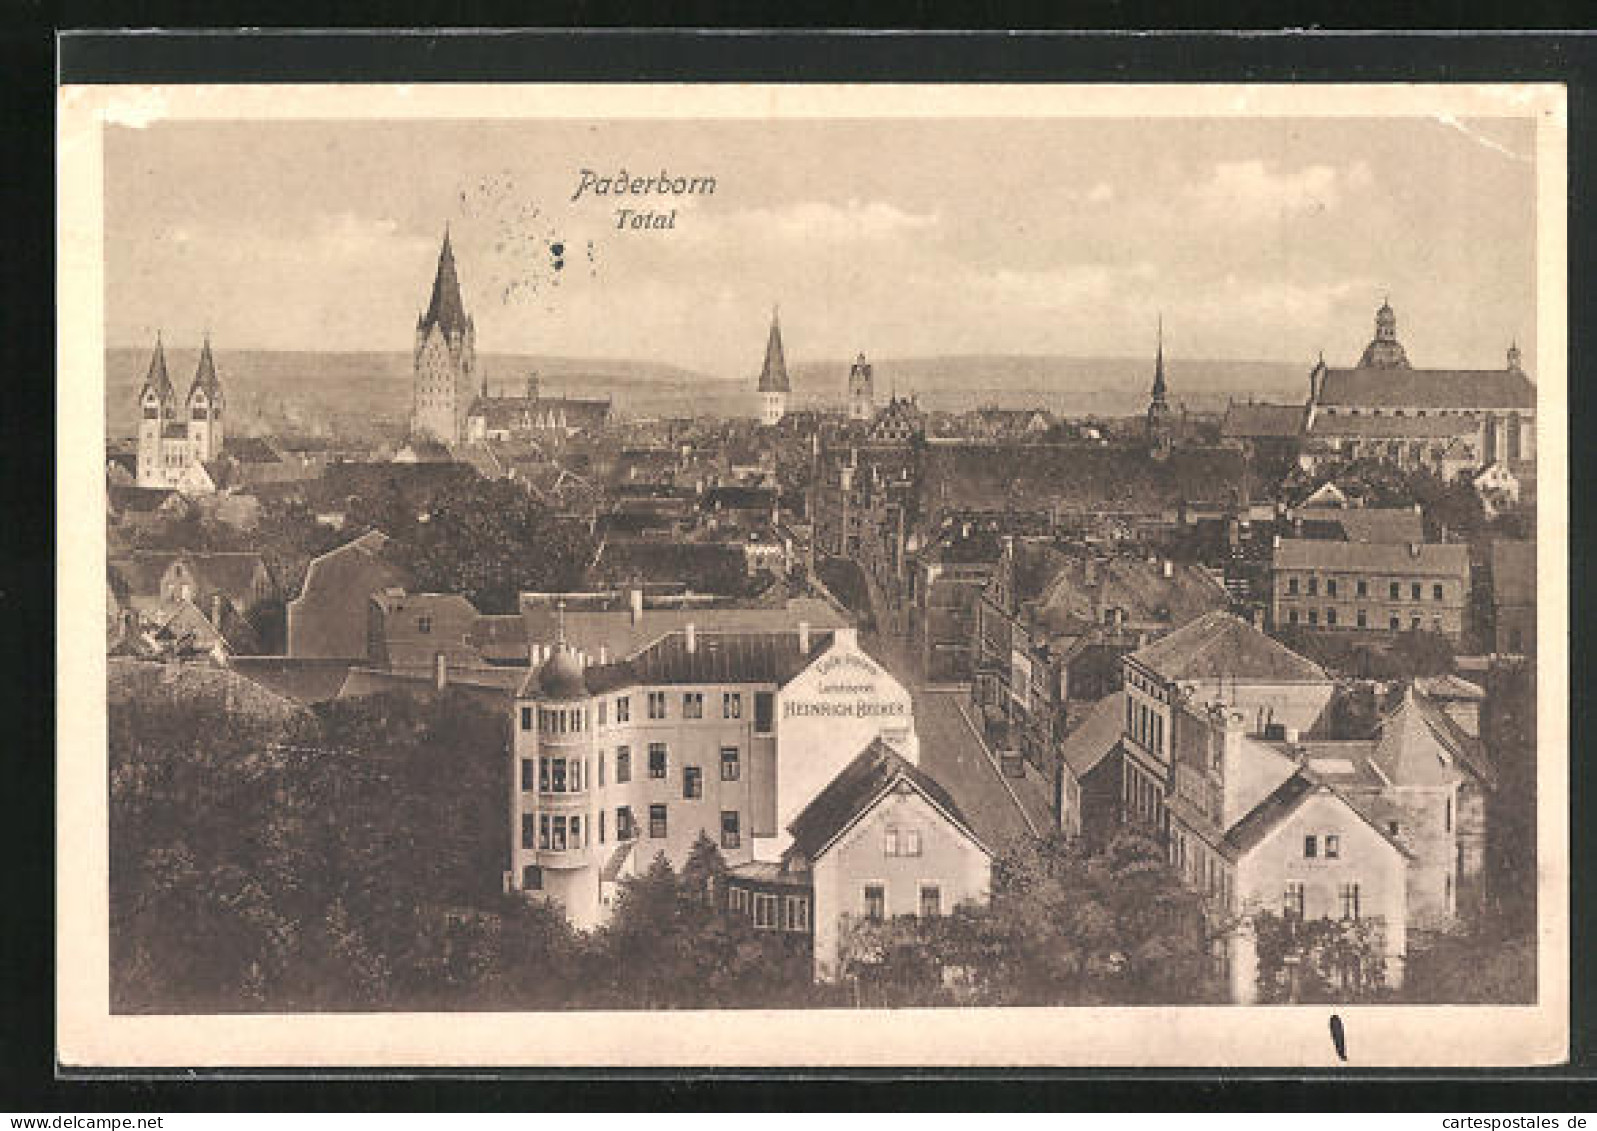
[136,334,177,487]
[757,307,790,427]
[412,227,477,444]
[1357,298,1411,369]
[185,333,225,461]
[847,352,874,423]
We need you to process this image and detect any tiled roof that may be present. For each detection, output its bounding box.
[228,657,362,704]
[108,484,176,513]
[535,628,837,698]
[1060,693,1126,777]
[1221,402,1305,440]
[1223,772,1411,860]
[1030,552,1229,635]
[1490,539,1535,605]
[1316,367,1535,410]
[108,551,269,604]
[187,337,224,403]
[784,738,984,863]
[468,395,612,432]
[1325,508,1425,545]
[1272,537,1469,578]
[1129,609,1328,684]
[1374,686,1495,788]
[1307,412,1480,439]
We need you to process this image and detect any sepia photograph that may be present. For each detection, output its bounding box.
[57,81,1568,1068]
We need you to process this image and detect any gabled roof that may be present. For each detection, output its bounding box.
[518,595,848,663]
[420,228,471,339]
[1316,367,1535,411]
[785,738,987,864]
[220,436,282,464]
[1221,401,1305,440]
[1060,692,1126,778]
[757,311,790,393]
[1373,686,1495,788]
[108,551,270,604]
[1129,609,1328,684]
[1223,771,1412,860]
[1272,537,1469,578]
[1326,507,1425,545]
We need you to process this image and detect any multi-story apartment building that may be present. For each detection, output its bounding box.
[1270,538,1470,642]
[507,624,919,929]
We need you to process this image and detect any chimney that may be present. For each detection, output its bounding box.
[1283,725,1300,745]
[798,621,811,652]
[630,588,644,625]
[1162,559,1173,579]
[1408,542,1422,558]
[598,645,608,664]
[686,623,697,654]
[434,652,448,691]
[210,593,225,628]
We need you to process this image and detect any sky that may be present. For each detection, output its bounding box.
[103,115,1538,379]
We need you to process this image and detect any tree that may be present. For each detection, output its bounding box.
[1251,911,1391,1003]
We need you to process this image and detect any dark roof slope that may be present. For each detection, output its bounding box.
[1222,402,1305,440]
[421,229,471,339]
[1273,538,1469,578]
[1060,693,1126,777]
[1490,539,1535,605]
[534,628,836,697]
[785,738,983,862]
[1130,609,1328,684]
[1317,367,1535,410]
[757,313,791,393]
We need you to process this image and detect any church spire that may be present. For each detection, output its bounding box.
[142,331,174,406]
[1150,314,1168,404]
[421,226,471,339]
[757,305,790,393]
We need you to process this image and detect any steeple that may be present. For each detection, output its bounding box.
[421,226,471,340]
[757,306,791,393]
[140,331,174,409]
[1150,314,1168,405]
[1507,340,1523,372]
[188,332,223,408]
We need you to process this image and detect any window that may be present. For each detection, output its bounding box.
[1339,882,1361,920]
[1283,881,1305,918]
[599,810,606,844]
[1390,582,1401,601]
[1433,583,1445,601]
[551,815,568,851]
[1410,616,1421,631]
[1326,608,1337,627]
[522,865,543,891]
[616,696,630,723]
[571,815,583,847]
[919,884,943,918]
[616,746,631,783]
[617,806,635,840]
[1445,795,1453,833]
[520,706,534,731]
[551,758,567,793]
[721,810,741,850]
[683,692,703,719]
[784,895,809,932]
[539,757,550,792]
[598,700,607,726]
[1357,609,1367,629]
[754,692,774,734]
[1288,577,1299,596]
[521,813,535,849]
[863,883,886,922]
[1304,835,1318,859]
[720,746,740,781]
[885,827,922,857]
[753,892,778,929]
[1324,834,1341,859]
[649,742,668,779]
[1327,579,1338,598]
[1289,609,1299,625]
[598,753,606,787]
[520,758,534,791]
[1389,615,1401,631]
[417,615,432,634]
[1307,609,1318,626]
[1357,579,1368,598]
[649,803,667,838]
[1307,577,1318,597]
[683,766,703,799]
[648,691,667,719]
[538,814,550,849]
[723,692,743,719]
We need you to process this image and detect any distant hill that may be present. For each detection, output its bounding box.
[104,347,1310,440]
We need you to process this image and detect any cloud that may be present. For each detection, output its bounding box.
[1188,159,1373,221]
[968,264,1119,310]
[694,199,940,245]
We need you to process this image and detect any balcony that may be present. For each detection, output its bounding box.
[534,844,590,870]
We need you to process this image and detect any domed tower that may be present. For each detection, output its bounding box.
[135,333,177,487]
[1145,315,1175,458]
[757,306,790,427]
[412,226,477,444]
[1357,298,1411,369]
[847,352,875,422]
[185,333,226,462]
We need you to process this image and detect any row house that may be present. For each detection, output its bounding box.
[1270,538,1470,642]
